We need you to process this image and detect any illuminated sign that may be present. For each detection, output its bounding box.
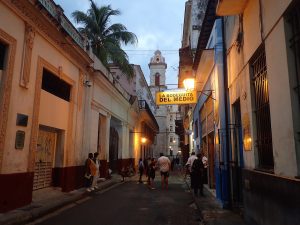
[156,90,197,105]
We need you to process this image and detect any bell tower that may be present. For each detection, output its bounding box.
[149,50,167,87]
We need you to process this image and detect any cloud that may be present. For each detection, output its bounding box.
[55,0,184,86]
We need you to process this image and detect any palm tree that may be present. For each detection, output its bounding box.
[72,0,138,78]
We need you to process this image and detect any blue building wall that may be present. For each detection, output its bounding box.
[192,18,230,207]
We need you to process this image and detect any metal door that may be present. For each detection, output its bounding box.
[109,127,119,172]
[231,100,244,207]
[33,129,56,190]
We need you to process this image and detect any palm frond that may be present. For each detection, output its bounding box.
[72,1,138,79]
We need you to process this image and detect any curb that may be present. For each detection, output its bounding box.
[0,178,125,225]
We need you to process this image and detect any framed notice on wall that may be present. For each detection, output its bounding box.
[15,130,25,149]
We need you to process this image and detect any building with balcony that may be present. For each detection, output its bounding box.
[0,0,144,212]
[217,0,300,224]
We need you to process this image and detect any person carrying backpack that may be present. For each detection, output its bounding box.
[191,153,205,197]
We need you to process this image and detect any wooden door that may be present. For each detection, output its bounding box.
[33,129,56,190]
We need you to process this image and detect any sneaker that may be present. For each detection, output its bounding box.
[151,187,156,190]
[90,187,94,191]
[86,188,91,192]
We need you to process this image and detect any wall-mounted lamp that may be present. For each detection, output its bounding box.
[141,137,147,144]
[183,78,195,90]
[83,80,92,87]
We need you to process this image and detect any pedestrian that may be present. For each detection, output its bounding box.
[146,157,151,185]
[148,158,156,189]
[138,158,144,183]
[91,152,100,189]
[202,153,208,184]
[186,152,197,188]
[191,153,205,197]
[120,165,129,182]
[85,153,97,192]
[157,153,171,190]
[143,157,149,178]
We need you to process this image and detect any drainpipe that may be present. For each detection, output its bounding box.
[221,17,231,208]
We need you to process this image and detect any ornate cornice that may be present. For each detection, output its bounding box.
[2,0,92,72]
[0,29,17,171]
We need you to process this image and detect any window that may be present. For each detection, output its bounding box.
[250,45,274,170]
[42,69,71,101]
[155,73,160,86]
[170,125,173,132]
[170,137,173,143]
[0,42,6,69]
[0,41,7,84]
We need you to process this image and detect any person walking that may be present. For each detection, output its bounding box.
[138,158,144,183]
[91,152,100,189]
[157,153,171,190]
[148,158,156,189]
[191,153,205,197]
[185,152,197,188]
[85,153,97,192]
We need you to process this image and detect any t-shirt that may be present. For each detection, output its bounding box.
[157,156,171,172]
[186,155,197,172]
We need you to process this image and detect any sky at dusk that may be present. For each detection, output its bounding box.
[54,0,185,88]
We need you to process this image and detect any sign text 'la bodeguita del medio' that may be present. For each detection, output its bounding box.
[156,90,197,105]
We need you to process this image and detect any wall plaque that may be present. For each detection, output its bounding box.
[15,130,25,149]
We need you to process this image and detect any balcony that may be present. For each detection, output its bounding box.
[216,0,248,16]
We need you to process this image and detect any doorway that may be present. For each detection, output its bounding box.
[208,132,215,188]
[231,100,244,206]
[33,128,57,190]
[109,127,119,172]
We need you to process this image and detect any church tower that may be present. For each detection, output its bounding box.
[149,50,167,97]
[149,50,179,158]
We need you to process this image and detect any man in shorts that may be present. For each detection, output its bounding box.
[157,153,171,190]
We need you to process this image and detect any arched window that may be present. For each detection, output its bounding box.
[155,73,160,86]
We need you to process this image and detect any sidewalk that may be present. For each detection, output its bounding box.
[0,174,135,225]
[184,176,247,225]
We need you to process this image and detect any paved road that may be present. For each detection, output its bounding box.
[28,172,201,225]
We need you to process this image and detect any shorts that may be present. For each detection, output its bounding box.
[160,171,169,177]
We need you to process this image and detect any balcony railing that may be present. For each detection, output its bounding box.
[37,0,85,48]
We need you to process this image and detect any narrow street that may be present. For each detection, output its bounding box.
[27,172,201,225]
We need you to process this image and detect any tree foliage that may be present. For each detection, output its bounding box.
[72,0,138,78]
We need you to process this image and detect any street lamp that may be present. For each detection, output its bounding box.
[183,78,195,90]
[141,137,147,144]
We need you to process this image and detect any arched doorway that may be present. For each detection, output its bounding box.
[109,127,119,172]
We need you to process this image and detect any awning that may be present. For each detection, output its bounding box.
[195,49,214,92]
[216,0,248,16]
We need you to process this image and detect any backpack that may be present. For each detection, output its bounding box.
[192,159,204,173]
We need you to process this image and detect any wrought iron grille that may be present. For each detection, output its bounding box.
[250,47,274,169]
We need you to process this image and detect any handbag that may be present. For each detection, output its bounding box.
[84,173,91,179]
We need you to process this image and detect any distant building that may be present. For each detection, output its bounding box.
[148,50,180,157]
[109,64,159,160]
